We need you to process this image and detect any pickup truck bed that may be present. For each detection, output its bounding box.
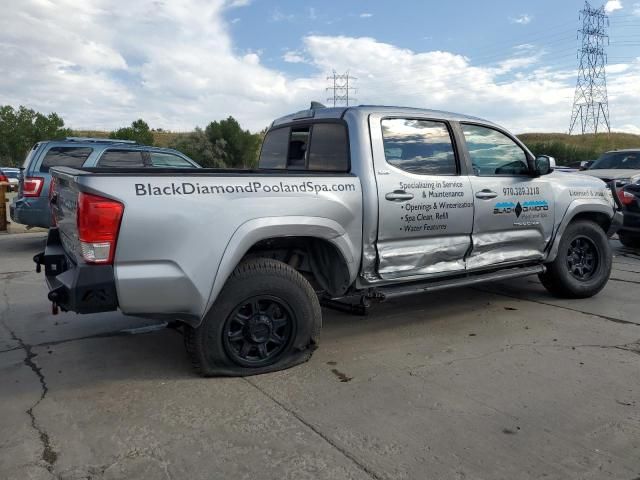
[43,166,363,324]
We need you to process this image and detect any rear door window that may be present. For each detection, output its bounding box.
[40,147,93,172]
[381,118,457,175]
[97,149,145,167]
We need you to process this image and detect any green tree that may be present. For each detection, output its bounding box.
[0,105,71,166]
[170,128,228,168]
[205,116,261,168]
[109,119,155,146]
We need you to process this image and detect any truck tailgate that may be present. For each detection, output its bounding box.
[50,169,82,264]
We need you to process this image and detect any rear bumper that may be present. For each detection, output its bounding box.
[10,197,51,228]
[620,210,640,234]
[34,228,119,314]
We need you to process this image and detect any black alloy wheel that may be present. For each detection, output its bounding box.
[222,295,294,367]
[566,236,599,281]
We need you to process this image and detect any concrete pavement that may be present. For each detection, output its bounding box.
[1,232,639,479]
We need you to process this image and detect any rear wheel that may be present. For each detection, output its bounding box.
[618,231,640,249]
[185,258,321,376]
[539,220,611,298]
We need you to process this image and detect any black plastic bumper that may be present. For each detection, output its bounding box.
[608,211,624,237]
[620,210,640,234]
[34,228,119,314]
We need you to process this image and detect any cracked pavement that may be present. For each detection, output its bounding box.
[1,232,639,479]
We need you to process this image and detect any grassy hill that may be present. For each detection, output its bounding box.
[518,132,640,165]
[72,130,640,166]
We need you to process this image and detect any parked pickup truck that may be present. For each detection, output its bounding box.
[35,105,622,376]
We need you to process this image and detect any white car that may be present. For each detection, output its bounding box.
[0,167,19,188]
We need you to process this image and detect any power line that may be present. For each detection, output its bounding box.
[569,1,611,135]
[326,71,356,107]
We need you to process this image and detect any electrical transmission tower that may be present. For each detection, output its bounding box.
[326,71,357,106]
[569,1,611,135]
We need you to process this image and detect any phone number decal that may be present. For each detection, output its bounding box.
[502,186,540,196]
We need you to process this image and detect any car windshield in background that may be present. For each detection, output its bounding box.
[590,151,640,170]
[2,169,19,178]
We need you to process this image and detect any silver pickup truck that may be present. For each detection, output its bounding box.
[36,105,622,376]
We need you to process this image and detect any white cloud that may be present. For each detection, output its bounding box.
[225,0,251,8]
[633,2,640,15]
[302,35,640,133]
[283,50,307,63]
[510,14,532,25]
[270,9,294,22]
[605,0,623,13]
[359,13,373,18]
[0,1,638,135]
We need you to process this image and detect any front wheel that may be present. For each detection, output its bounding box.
[539,220,612,298]
[185,258,321,377]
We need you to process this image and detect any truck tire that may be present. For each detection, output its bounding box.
[539,220,612,298]
[618,231,640,249]
[184,258,321,377]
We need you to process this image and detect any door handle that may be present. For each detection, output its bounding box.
[385,190,414,202]
[475,190,498,200]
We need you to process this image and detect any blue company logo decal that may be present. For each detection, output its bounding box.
[494,199,548,218]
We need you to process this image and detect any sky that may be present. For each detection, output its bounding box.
[1,0,639,134]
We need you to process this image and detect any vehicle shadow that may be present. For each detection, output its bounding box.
[0,232,47,256]
[41,285,504,389]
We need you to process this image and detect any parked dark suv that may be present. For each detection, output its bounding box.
[581,149,640,248]
[10,138,200,228]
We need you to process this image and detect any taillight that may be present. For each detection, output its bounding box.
[618,190,635,206]
[77,192,124,264]
[0,173,8,183]
[23,177,45,197]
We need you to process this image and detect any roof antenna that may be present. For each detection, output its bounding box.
[310,101,326,109]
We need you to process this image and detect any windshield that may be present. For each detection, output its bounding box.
[590,151,640,170]
[2,170,19,178]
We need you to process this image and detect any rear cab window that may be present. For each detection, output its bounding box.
[39,146,93,172]
[259,122,349,172]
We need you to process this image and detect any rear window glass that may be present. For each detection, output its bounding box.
[591,152,640,170]
[259,123,349,172]
[150,152,193,168]
[2,170,19,178]
[23,144,41,169]
[40,147,93,172]
[259,128,289,169]
[97,150,145,167]
[308,123,349,171]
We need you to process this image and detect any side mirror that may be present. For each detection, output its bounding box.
[534,155,555,176]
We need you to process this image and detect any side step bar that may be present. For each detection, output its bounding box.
[378,265,545,300]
